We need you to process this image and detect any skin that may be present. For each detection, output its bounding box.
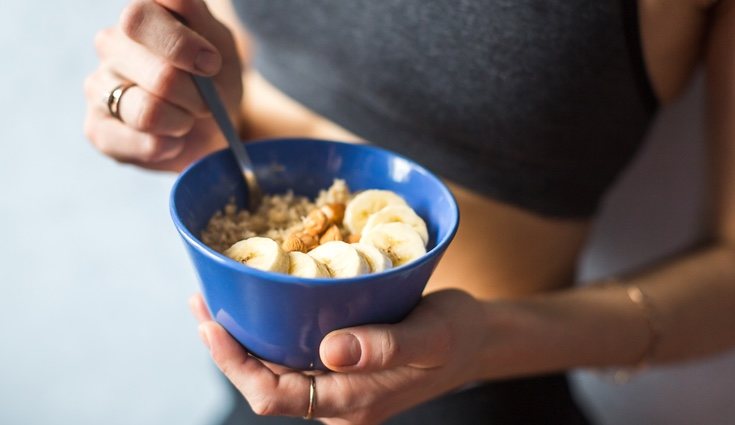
[84,0,735,423]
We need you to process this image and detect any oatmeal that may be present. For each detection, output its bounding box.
[202,179,429,278]
[201,180,350,253]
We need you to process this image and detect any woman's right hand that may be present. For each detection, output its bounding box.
[84,0,243,172]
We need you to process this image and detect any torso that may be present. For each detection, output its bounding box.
[229,0,712,299]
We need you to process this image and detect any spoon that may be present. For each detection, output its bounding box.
[192,75,262,211]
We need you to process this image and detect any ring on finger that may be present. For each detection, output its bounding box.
[303,375,317,420]
[104,82,136,122]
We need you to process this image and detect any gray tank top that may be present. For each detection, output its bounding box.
[233,0,657,217]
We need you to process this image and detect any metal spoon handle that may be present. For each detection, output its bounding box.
[191,75,261,210]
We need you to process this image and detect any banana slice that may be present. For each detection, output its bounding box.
[351,243,393,273]
[225,237,290,274]
[307,241,370,278]
[288,251,331,278]
[343,190,408,235]
[361,205,429,246]
[360,222,427,267]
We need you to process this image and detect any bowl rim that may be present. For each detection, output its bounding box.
[170,137,460,287]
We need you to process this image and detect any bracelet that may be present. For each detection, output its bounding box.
[627,285,662,365]
[614,283,662,382]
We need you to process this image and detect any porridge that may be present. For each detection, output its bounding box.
[201,180,429,278]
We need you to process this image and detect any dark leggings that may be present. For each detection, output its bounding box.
[220,373,592,425]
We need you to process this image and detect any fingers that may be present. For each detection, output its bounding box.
[197,320,425,422]
[84,107,184,163]
[83,67,188,163]
[125,119,227,172]
[189,293,211,322]
[117,86,194,136]
[320,303,453,372]
[95,27,207,115]
[188,295,297,375]
[85,0,243,172]
[119,0,221,75]
[199,321,316,417]
[86,67,195,136]
[154,0,236,53]
[150,0,243,111]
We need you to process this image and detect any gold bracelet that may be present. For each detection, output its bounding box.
[627,285,662,364]
[614,283,662,382]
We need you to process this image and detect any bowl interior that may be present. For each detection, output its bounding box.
[172,138,459,265]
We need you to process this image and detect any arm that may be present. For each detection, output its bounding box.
[483,247,735,381]
[478,0,735,377]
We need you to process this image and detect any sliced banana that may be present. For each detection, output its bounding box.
[307,241,370,278]
[288,251,331,278]
[343,189,408,235]
[225,237,290,274]
[351,243,393,273]
[361,205,429,246]
[360,222,427,267]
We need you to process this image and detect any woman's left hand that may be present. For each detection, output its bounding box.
[190,289,489,425]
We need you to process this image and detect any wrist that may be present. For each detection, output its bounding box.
[475,298,548,380]
[476,285,651,380]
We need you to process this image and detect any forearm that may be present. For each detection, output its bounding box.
[240,70,363,142]
[479,243,735,379]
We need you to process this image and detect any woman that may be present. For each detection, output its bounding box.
[84,0,735,423]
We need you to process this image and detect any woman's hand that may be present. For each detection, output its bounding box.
[83,0,242,171]
[190,290,489,425]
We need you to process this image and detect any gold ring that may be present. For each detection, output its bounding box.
[303,375,316,420]
[105,82,135,121]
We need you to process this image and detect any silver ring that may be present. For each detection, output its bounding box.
[105,82,135,121]
[303,375,316,420]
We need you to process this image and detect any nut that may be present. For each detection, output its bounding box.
[319,224,343,244]
[320,203,346,226]
[295,232,319,251]
[303,209,328,235]
[282,235,306,253]
[346,233,361,243]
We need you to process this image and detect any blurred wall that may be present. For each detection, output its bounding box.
[0,2,228,424]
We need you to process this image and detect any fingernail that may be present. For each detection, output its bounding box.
[198,324,211,352]
[195,49,220,75]
[325,333,361,367]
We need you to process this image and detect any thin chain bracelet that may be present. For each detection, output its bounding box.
[592,280,663,383]
[613,283,663,383]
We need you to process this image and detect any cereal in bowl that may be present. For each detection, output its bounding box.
[201,179,429,278]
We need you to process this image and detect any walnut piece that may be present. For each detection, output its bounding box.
[320,224,343,244]
[282,235,307,253]
[303,209,329,236]
[321,203,346,226]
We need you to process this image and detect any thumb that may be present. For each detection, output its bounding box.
[319,310,453,372]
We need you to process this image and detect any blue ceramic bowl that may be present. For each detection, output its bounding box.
[170,138,459,370]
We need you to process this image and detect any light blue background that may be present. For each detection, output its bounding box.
[0,1,228,424]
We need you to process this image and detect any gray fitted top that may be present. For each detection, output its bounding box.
[233,0,657,217]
